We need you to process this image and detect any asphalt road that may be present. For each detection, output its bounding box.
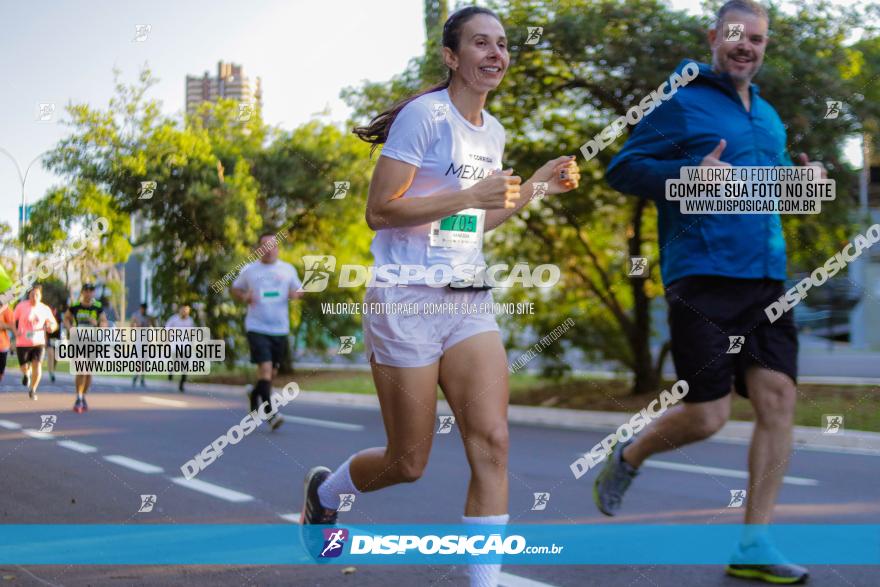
[0,374,877,586]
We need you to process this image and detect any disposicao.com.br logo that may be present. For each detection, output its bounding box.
[314,530,563,558]
[298,255,560,291]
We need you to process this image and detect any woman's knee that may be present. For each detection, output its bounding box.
[388,450,430,483]
[465,422,509,467]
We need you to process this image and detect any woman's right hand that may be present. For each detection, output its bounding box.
[467,169,521,209]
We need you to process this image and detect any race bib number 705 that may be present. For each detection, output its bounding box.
[429,209,485,249]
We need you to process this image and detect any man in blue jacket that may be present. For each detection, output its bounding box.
[593,0,824,583]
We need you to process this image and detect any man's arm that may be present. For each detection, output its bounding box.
[287,265,305,300]
[46,309,59,333]
[231,268,253,303]
[0,308,13,330]
[289,267,305,300]
[63,309,74,331]
[231,286,252,303]
[605,98,698,201]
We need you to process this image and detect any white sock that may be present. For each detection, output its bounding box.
[462,513,509,587]
[317,455,360,510]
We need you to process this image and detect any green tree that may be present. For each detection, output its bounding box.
[31,67,377,371]
[29,68,265,362]
[422,0,450,83]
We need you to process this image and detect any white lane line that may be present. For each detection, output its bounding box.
[645,460,819,486]
[23,429,54,440]
[140,396,188,407]
[103,455,164,474]
[278,513,301,523]
[278,413,364,431]
[13,565,63,587]
[499,572,559,587]
[710,435,880,457]
[171,477,254,503]
[58,440,98,454]
[0,419,22,430]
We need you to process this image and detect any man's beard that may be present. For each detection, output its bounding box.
[716,54,760,84]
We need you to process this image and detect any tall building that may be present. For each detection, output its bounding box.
[185,61,262,115]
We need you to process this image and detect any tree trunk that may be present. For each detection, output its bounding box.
[628,199,660,395]
[279,333,294,375]
[278,319,300,375]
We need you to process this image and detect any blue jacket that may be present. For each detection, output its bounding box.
[606,60,790,286]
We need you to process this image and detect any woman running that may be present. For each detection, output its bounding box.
[300,7,579,586]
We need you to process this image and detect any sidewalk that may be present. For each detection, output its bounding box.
[78,373,880,455]
[294,362,880,386]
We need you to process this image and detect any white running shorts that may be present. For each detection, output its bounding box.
[362,284,500,368]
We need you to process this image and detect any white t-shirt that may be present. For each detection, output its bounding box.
[232,261,302,335]
[165,314,195,358]
[372,88,506,284]
[165,314,195,329]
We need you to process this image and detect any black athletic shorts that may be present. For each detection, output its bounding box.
[246,331,287,369]
[666,275,798,403]
[0,351,7,375]
[16,345,45,365]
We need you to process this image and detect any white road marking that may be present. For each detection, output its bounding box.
[0,419,22,430]
[278,413,364,431]
[645,460,819,486]
[13,565,63,587]
[278,513,301,523]
[171,477,254,503]
[710,435,880,457]
[140,396,187,407]
[23,429,54,440]
[103,455,164,474]
[499,572,559,587]
[58,440,98,454]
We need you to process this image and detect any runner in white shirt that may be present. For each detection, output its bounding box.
[299,8,580,587]
[231,232,304,430]
[130,303,154,387]
[13,285,59,401]
[165,305,194,393]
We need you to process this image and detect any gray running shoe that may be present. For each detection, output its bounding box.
[269,413,285,431]
[727,540,809,584]
[593,438,638,516]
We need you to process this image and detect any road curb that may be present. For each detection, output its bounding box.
[81,375,880,454]
[289,390,880,454]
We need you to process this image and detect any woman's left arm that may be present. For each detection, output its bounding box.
[485,155,580,231]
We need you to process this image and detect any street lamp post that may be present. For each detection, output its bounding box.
[0,147,49,280]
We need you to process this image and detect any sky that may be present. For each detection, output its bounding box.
[0,0,868,235]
